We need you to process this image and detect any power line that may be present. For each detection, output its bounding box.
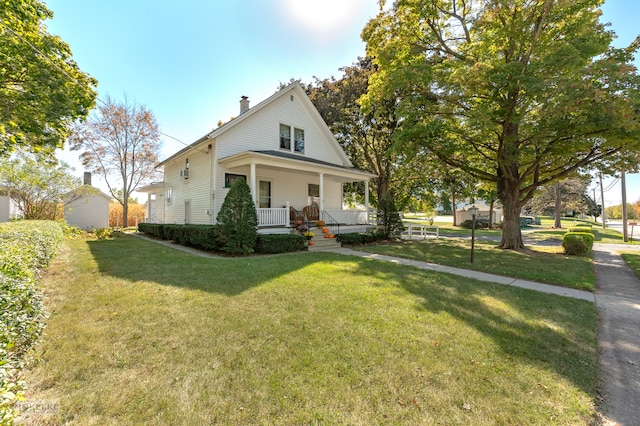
[603,177,620,192]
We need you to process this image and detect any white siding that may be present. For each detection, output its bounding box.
[0,195,20,222]
[64,194,109,230]
[161,148,215,225]
[216,92,347,165]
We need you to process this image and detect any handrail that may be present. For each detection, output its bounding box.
[320,209,340,236]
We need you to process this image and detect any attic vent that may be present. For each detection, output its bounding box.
[290,95,294,101]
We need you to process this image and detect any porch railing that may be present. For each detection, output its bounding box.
[257,207,288,227]
[322,209,369,225]
[320,210,340,236]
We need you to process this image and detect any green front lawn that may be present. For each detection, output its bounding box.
[23,235,598,424]
[355,238,595,291]
[621,252,640,279]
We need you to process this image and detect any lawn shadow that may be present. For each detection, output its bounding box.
[85,235,317,296]
[346,256,598,397]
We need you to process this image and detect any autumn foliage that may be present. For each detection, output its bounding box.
[109,202,145,227]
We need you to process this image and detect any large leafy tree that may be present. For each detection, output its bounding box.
[362,0,640,249]
[0,152,82,219]
[69,96,161,227]
[303,58,400,205]
[0,0,96,156]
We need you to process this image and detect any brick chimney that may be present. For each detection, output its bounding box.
[240,96,250,114]
[83,172,92,186]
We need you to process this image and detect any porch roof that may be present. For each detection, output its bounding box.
[219,150,377,182]
[136,182,165,193]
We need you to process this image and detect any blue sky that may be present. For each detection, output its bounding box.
[46,0,639,206]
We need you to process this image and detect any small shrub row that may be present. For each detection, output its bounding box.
[460,219,489,229]
[255,234,306,254]
[138,223,166,239]
[563,232,595,256]
[337,231,387,245]
[568,226,594,234]
[138,224,305,254]
[138,224,221,251]
[0,221,64,423]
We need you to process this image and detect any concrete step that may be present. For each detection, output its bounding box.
[308,237,341,251]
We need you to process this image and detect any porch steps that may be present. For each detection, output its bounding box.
[307,237,341,252]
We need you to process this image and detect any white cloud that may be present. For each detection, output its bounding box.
[279,0,375,43]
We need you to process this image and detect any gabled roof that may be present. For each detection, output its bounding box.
[157,82,353,168]
[64,185,112,202]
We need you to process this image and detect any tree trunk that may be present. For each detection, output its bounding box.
[122,200,128,229]
[498,179,524,249]
[554,182,562,228]
[489,199,495,229]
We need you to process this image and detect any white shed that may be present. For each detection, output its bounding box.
[64,186,111,230]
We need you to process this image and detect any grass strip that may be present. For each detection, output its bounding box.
[344,238,595,291]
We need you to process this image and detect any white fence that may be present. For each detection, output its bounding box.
[401,223,439,239]
[257,207,289,227]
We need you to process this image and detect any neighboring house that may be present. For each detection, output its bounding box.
[0,189,21,222]
[64,173,111,230]
[456,204,503,225]
[138,82,377,229]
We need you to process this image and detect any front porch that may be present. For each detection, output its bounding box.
[220,150,377,230]
[256,206,371,229]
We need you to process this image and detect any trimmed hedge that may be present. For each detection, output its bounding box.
[337,231,387,245]
[255,234,306,254]
[138,223,165,239]
[562,232,595,256]
[568,226,594,234]
[138,224,306,254]
[0,221,64,422]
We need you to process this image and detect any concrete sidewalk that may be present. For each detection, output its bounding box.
[593,244,640,425]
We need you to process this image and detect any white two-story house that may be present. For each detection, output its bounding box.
[138,82,376,230]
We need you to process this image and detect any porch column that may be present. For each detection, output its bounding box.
[319,173,324,212]
[250,163,257,207]
[365,180,370,224]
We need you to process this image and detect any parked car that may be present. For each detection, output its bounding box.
[520,216,541,226]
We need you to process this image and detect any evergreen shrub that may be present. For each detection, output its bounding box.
[562,232,595,256]
[217,179,258,255]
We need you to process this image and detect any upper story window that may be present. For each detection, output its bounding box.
[280,124,304,154]
[294,128,304,153]
[279,124,291,150]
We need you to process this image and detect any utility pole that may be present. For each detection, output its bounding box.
[622,170,628,242]
[599,173,607,229]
